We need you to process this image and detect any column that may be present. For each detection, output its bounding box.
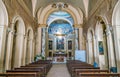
[29,38,33,63]
[75,24,83,50]
[0,25,5,72]
[106,26,116,67]
[106,25,116,69]
[113,25,120,72]
[22,33,27,66]
[5,27,15,70]
[88,38,93,64]
[14,32,25,67]
[32,38,36,62]
[74,28,79,50]
[94,35,99,65]
[36,26,42,55]
[78,28,83,50]
[41,28,46,57]
[32,39,35,61]
[0,26,4,54]
[86,40,89,63]
[92,36,95,63]
[45,28,48,58]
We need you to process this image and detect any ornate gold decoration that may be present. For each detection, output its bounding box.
[52,2,68,10]
[95,16,105,24]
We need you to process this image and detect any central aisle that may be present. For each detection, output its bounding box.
[47,64,71,77]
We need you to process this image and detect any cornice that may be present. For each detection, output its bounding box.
[38,24,47,27]
[74,24,83,28]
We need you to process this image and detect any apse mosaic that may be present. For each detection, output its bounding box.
[47,11,74,35]
[48,20,73,34]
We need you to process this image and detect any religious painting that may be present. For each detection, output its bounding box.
[68,40,72,50]
[56,37,64,50]
[49,52,52,57]
[48,40,53,50]
[98,41,104,55]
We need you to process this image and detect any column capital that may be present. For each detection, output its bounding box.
[38,24,47,27]
[73,24,83,28]
[0,26,4,29]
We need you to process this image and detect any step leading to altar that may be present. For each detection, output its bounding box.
[52,57,67,63]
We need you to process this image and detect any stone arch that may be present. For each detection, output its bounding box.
[112,0,120,25]
[95,21,107,69]
[95,16,116,70]
[0,0,8,54]
[9,15,25,68]
[0,0,8,72]
[48,18,73,26]
[87,27,95,64]
[37,3,83,57]
[0,0,8,25]
[11,15,25,34]
[37,3,83,25]
[112,0,120,72]
[25,27,34,64]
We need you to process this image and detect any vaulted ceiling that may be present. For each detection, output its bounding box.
[23,0,99,18]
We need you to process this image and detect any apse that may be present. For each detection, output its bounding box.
[48,20,73,35]
[47,11,74,35]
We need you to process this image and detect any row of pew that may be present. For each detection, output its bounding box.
[67,60,120,77]
[0,60,52,77]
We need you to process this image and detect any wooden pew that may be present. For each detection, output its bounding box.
[14,67,45,76]
[0,72,40,77]
[20,65,47,74]
[32,60,52,66]
[67,60,120,77]
[74,69,109,77]
[18,60,52,76]
[66,60,100,77]
[27,62,52,73]
[0,60,52,77]
[70,67,100,77]
[77,73,120,77]
[6,66,48,77]
[6,70,42,76]
[69,65,100,76]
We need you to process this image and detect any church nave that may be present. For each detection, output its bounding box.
[0,0,120,76]
[47,64,70,77]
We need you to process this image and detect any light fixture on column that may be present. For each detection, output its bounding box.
[109,26,113,31]
[7,27,11,33]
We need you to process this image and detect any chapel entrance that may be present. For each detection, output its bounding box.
[45,11,75,63]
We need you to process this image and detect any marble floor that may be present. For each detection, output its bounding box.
[47,64,71,77]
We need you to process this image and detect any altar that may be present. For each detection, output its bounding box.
[52,51,67,63]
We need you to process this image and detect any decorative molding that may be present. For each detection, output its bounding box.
[54,34,66,36]
[74,24,83,28]
[38,2,83,25]
[95,16,105,24]
[38,24,47,27]
[89,0,104,19]
[14,0,35,24]
[17,0,32,18]
[52,2,68,9]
